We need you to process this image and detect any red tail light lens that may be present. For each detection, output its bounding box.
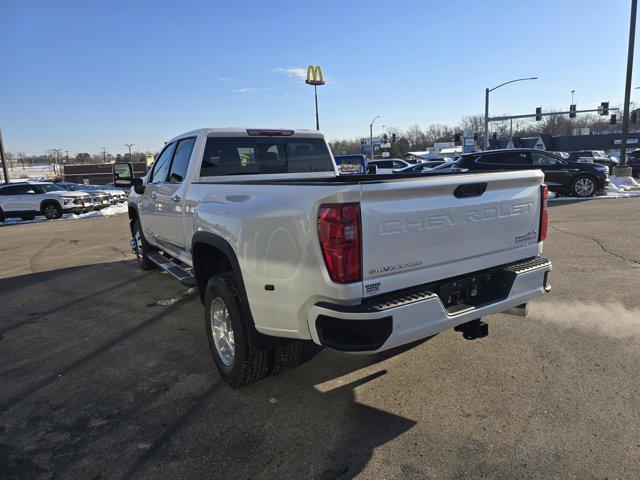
[539,184,548,241]
[317,203,362,283]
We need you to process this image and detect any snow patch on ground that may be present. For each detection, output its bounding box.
[1,202,128,226]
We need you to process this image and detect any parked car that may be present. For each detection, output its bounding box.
[367,158,410,174]
[455,149,609,197]
[568,150,618,170]
[100,185,128,202]
[128,128,551,386]
[333,154,367,175]
[393,159,450,173]
[550,151,570,160]
[0,182,93,221]
[57,182,111,210]
[626,150,640,177]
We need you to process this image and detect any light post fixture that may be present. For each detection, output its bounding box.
[369,115,380,160]
[484,76,538,149]
[124,143,134,162]
[52,148,63,176]
[305,65,325,130]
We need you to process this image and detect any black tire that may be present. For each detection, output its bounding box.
[570,175,597,197]
[204,272,270,387]
[42,202,62,219]
[132,218,156,270]
[0,209,5,223]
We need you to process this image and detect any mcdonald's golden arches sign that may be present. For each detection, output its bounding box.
[305,65,325,86]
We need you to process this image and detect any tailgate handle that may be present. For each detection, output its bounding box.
[454,183,487,198]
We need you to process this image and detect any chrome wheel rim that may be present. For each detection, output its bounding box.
[575,178,594,196]
[210,297,235,366]
[45,205,57,218]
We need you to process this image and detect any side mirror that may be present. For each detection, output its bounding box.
[132,177,145,195]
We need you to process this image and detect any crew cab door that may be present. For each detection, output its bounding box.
[139,141,175,246]
[0,184,39,212]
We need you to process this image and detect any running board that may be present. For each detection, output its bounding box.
[147,252,197,287]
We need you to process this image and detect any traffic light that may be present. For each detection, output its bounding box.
[391,133,397,143]
[610,114,617,125]
[569,104,576,118]
[601,101,609,116]
[535,107,542,121]
[631,111,638,124]
[492,132,497,140]
[454,132,461,143]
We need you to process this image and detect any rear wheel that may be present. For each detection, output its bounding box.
[570,175,596,197]
[42,202,62,219]
[204,272,269,387]
[132,218,156,270]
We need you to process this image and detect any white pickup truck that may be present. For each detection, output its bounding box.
[128,128,551,387]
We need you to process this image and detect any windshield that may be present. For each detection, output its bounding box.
[594,151,608,158]
[40,184,66,192]
[64,184,82,191]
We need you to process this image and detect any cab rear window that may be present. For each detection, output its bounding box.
[200,137,334,176]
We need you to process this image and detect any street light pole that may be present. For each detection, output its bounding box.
[369,115,380,160]
[124,143,134,162]
[484,77,538,149]
[618,0,637,172]
[52,148,63,177]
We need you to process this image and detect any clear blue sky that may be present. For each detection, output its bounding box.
[0,0,634,155]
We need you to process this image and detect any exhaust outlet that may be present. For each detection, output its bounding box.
[503,303,528,318]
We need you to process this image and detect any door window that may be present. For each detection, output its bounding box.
[531,152,559,166]
[477,152,531,165]
[0,185,37,195]
[150,143,176,183]
[168,137,196,183]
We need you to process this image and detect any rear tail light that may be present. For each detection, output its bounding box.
[539,184,548,242]
[317,203,362,283]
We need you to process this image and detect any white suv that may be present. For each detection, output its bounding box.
[0,182,94,222]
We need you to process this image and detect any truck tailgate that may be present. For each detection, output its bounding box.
[359,170,544,296]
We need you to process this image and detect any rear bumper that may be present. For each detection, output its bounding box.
[308,256,551,353]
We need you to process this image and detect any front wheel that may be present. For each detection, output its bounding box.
[571,175,596,197]
[42,202,62,219]
[132,218,156,270]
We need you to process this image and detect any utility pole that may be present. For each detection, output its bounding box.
[617,0,637,174]
[369,115,380,160]
[124,143,134,162]
[65,150,69,163]
[102,147,107,163]
[0,129,9,184]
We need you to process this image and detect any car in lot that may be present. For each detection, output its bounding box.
[128,128,551,387]
[56,182,111,210]
[568,150,618,170]
[393,159,451,173]
[0,181,93,221]
[367,158,410,174]
[626,150,640,177]
[454,148,609,197]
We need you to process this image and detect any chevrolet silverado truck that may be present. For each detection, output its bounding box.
[128,128,551,387]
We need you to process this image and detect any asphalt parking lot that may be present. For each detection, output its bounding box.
[1,199,639,480]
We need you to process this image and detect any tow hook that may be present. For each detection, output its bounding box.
[454,319,489,340]
[130,238,138,255]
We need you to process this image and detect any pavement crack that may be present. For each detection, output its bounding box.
[550,224,640,267]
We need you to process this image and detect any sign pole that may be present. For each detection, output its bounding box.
[314,85,319,130]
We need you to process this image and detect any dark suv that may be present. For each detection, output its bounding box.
[626,150,640,177]
[456,149,609,197]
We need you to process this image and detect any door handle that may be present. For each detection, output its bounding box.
[171,194,181,203]
[150,191,157,199]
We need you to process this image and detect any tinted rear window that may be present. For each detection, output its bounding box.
[200,137,333,176]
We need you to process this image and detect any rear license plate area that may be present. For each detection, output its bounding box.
[433,269,513,314]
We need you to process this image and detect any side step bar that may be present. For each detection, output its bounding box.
[147,252,197,287]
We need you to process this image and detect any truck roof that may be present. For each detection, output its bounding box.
[168,128,325,143]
